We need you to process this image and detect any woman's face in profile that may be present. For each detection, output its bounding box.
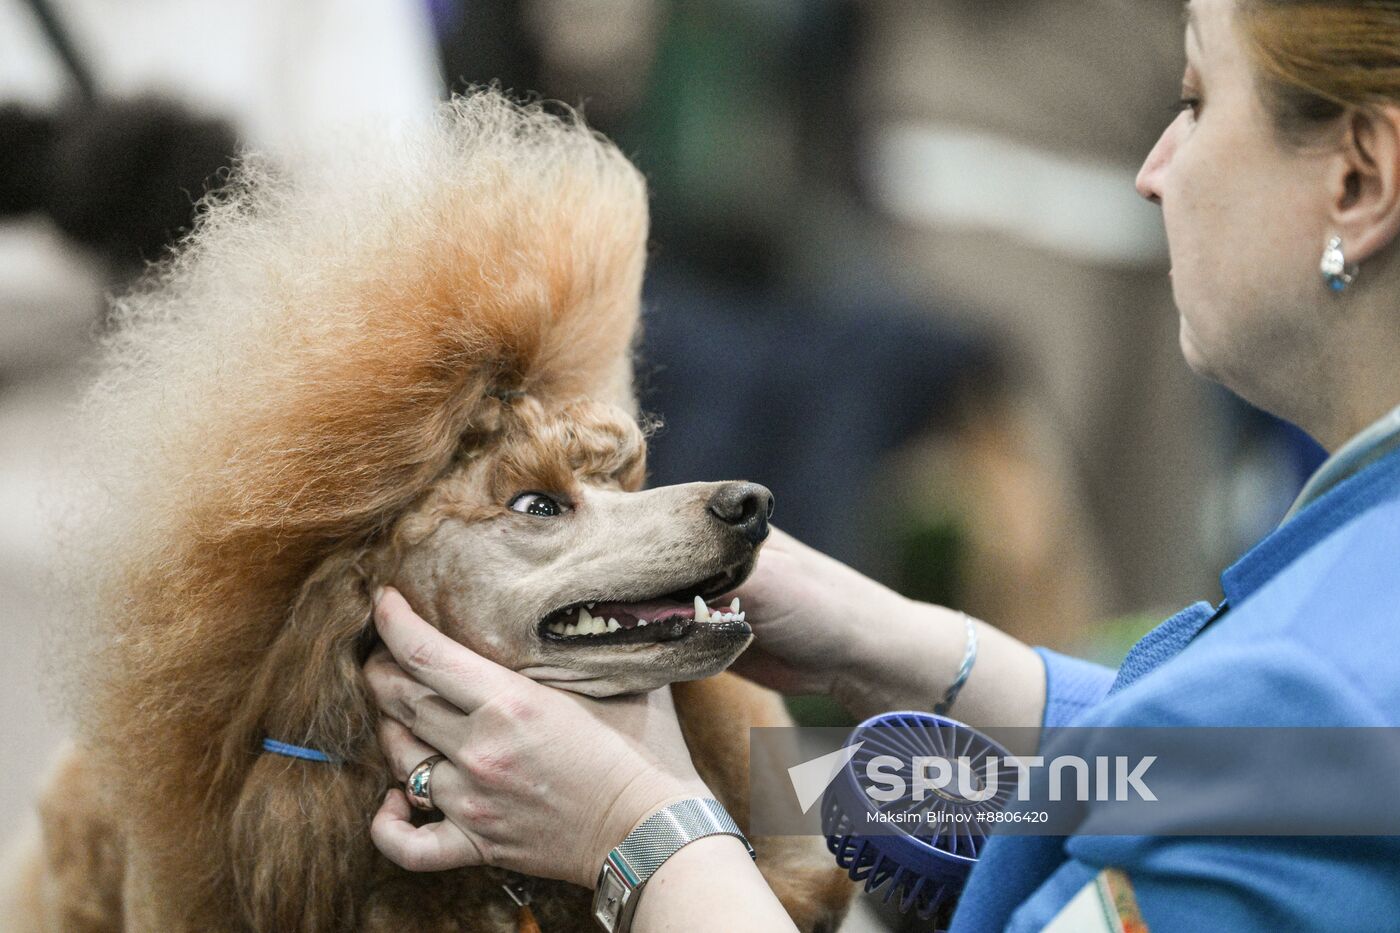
[1135,0,1337,411]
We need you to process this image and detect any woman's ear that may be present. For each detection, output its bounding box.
[1331,104,1400,263]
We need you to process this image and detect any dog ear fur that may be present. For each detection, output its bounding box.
[226,548,386,932]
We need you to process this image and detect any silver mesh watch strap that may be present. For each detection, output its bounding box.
[592,797,754,932]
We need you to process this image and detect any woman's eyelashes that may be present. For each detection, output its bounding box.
[1175,65,1203,119]
[1174,94,1202,118]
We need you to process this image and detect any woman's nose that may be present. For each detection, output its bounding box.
[1135,123,1174,204]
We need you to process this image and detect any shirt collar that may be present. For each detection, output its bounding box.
[1220,403,1400,607]
[1281,402,1400,523]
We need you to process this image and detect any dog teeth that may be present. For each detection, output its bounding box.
[693,597,746,625]
[548,610,623,638]
[699,607,748,625]
[567,606,610,636]
[550,599,747,638]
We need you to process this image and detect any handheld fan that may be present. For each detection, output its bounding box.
[821,711,1018,924]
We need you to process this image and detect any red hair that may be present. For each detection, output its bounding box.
[1238,0,1400,140]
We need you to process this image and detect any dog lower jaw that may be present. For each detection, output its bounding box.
[517,634,753,697]
[515,665,664,698]
[520,673,648,698]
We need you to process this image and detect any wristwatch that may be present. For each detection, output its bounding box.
[592,797,755,932]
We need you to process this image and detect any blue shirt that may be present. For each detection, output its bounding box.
[950,411,1400,932]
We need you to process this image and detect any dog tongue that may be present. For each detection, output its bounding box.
[590,598,694,629]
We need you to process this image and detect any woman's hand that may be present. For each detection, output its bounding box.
[365,587,710,889]
[727,527,1047,737]
[725,527,914,698]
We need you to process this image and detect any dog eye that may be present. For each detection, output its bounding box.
[508,492,567,517]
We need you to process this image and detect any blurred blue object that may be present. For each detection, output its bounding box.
[640,266,998,574]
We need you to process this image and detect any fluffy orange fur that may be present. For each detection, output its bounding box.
[37,91,850,932]
[67,93,650,928]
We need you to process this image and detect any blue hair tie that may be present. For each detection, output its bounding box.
[261,737,341,764]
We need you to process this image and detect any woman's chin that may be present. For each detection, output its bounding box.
[1178,317,1220,383]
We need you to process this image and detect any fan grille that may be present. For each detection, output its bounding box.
[821,711,1017,922]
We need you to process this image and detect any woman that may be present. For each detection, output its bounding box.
[364,0,1400,928]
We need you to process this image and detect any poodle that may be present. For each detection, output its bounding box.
[6,92,852,932]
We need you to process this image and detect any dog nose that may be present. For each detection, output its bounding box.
[707,482,774,545]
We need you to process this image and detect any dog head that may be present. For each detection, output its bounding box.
[385,397,770,696]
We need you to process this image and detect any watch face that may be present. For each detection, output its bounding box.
[594,868,628,929]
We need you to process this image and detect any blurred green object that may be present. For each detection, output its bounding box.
[784,694,853,728]
[891,515,965,609]
[1077,611,1163,669]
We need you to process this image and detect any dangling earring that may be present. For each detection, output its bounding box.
[1320,235,1358,293]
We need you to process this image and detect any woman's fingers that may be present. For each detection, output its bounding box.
[376,714,442,784]
[365,645,477,754]
[371,788,486,872]
[372,587,527,712]
[365,588,709,886]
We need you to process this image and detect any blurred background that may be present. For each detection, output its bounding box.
[0,0,1325,928]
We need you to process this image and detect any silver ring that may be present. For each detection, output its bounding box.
[405,754,446,811]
